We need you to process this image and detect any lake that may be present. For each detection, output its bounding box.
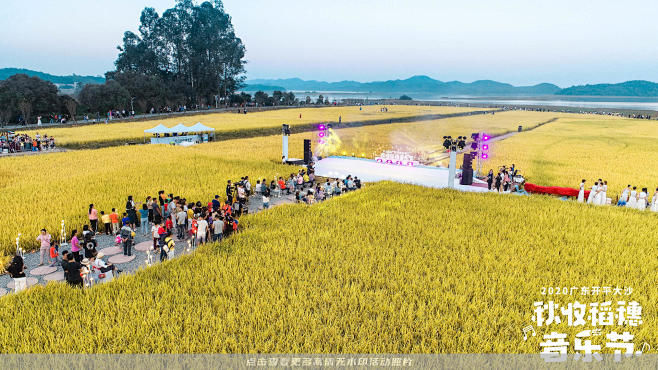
[289,91,658,111]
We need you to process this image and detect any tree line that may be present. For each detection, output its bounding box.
[0,0,252,126]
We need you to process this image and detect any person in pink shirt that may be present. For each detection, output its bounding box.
[88,204,99,234]
[36,228,52,266]
[70,229,81,263]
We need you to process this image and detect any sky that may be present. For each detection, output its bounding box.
[1,0,657,87]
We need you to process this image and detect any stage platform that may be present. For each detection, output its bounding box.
[314,156,488,192]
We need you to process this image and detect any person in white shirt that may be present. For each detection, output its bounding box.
[195,216,209,245]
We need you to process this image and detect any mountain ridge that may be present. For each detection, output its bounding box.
[0,68,105,86]
[244,75,561,96]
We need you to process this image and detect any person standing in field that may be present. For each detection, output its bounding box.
[650,188,658,212]
[110,208,120,235]
[577,179,586,202]
[196,215,208,246]
[486,170,494,191]
[100,211,111,235]
[626,187,638,208]
[70,229,81,262]
[126,196,138,231]
[637,188,648,210]
[586,182,598,204]
[176,207,187,240]
[120,224,133,256]
[88,204,98,234]
[139,204,149,236]
[6,255,27,293]
[36,228,52,266]
[599,181,608,205]
[64,253,83,288]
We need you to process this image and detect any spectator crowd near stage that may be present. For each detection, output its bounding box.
[5,163,363,291]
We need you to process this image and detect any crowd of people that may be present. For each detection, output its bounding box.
[0,131,55,153]
[485,164,527,194]
[578,180,658,211]
[5,162,363,292]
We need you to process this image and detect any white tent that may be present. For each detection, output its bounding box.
[188,122,215,132]
[144,122,215,145]
[144,124,169,134]
[170,123,191,133]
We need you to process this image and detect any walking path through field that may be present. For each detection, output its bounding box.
[0,192,299,296]
[425,117,558,165]
[0,147,67,158]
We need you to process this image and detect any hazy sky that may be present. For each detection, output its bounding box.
[1,0,657,87]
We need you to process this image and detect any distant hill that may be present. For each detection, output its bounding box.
[241,84,286,92]
[556,80,658,96]
[246,75,561,96]
[0,68,105,87]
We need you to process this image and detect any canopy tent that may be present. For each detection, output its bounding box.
[188,122,215,132]
[143,122,216,145]
[144,123,215,135]
[170,123,191,133]
[143,124,169,134]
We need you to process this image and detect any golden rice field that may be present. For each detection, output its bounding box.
[489,115,658,195]
[0,182,655,353]
[0,110,633,262]
[0,110,561,258]
[17,105,483,148]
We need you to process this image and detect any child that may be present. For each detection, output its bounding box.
[151,222,160,251]
[49,240,59,267]
[165,216,173,232]
[121,212,131,227]
[110,208,120,235]
[100,211,111,235]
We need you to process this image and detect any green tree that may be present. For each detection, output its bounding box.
[114,0,246,108]
[272,91,283,105]
[254,91,268,106]
[79,80,131,114]
[0,74,60,125]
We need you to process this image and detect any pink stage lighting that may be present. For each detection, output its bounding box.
[481,153,489,159]
[385,160,393,164]
[318,125,325,130]
[318,132,325,137]
[482,134,490,141]
[376,158,383,163]
[406,162,414,166]
[482,144,489,150]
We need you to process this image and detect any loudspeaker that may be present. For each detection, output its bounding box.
[303,139,312,164]
[462,153,473,170]
[460,169,473,185]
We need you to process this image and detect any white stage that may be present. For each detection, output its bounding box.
[314,156,488,192]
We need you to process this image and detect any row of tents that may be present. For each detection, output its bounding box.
[144,122,215,135]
